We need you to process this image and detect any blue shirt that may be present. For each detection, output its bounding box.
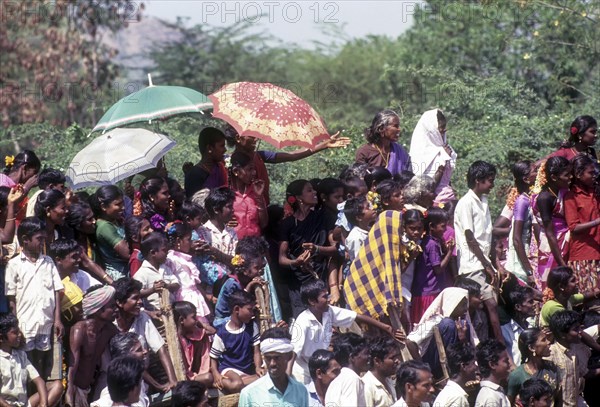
[238,374,309,407]
[214,277,242,321]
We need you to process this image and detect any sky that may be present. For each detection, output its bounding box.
[143,0,420,47]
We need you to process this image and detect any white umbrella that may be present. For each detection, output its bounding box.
[66,128,176,189]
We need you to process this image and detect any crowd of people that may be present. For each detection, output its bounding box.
[0,110,598,407]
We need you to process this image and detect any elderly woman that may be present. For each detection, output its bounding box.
[402,175,437,213]
[356,110,412,176]
[409,109,457,203]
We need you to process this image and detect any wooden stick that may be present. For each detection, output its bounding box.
[433,325,450,387]
[388,304,412,362]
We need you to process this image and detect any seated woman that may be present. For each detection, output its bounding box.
[406,287,478,381]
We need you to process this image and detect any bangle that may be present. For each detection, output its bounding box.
[102,274,110,282]
[5,217,16,222]
[329,283,338,288]
[314,246,320,255]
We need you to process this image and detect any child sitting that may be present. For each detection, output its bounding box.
[66,285,119,407]
[411,207,455,323]
[124,216,152,277]
[344,195,377,262]
[214,236,268,327]
[195,187,238,290]
[362,337,400,407]
[133,232,180,312]
[289,279,403,385]
[0,313,55,407]
[5,217,64,406]
[173,301,214,384]
[165,222,212,324]
[210,290,263,394]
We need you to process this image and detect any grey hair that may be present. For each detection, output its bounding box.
[364,109,400,144]
[109,332,140,358]
[402,175,436,204]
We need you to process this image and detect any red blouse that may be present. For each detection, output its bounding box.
[564,184,600,261]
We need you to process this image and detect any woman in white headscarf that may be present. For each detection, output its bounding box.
[409,109,457,204]
[406,287,479,381]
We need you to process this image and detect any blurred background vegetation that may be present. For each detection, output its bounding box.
[1,0,598,216]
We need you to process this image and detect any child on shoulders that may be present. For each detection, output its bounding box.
[210,290,264,394]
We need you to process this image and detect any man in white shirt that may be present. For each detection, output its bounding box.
[363,337,401,407]
[392,360,435,407]
[475,339,512,407]
[325,333,369,407]
[307,349,341,407]
[433,343,479,407]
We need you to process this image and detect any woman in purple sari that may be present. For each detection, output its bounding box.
[356,110,412,176]
[531,156,572,287]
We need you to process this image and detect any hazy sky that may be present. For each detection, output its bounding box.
[143,1,420,46]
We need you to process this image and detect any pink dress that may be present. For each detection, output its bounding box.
[166,250,211,318]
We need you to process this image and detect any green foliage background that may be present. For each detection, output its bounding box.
[2,0,598,217]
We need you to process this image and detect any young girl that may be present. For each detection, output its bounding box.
[505,160,538,286]
[214,236,270,327]
[400,209,425,331]
[564,153,600,296]
[124,216,153,277]
[34,189,68,249]
[1,150,40,221]
[91,185,130,279]
[135,176,171,232]
[172,301,214,385]
[65,200,112,284]
[165,222,212,324]
[228,151,268,239]
[411,207,455,323]
[551,115,598,160]
[0,186,24,313]
[531,157,572,287]
[376,179,404,211]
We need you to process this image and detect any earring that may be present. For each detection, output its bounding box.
[208,150,212,154]
[532,350,537,357]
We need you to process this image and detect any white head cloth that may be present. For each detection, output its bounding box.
[260,338,294,354]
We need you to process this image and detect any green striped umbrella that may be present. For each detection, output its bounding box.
[91,75,212,133]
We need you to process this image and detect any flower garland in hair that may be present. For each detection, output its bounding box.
[531,159,548,195]
[133,191,143,216]
[283,195,296,218]
[231,254,245,267]
[506,187,519,210]
[366,191,381,211]
[570,126,579,136]
[542,287,554,304]
[165,220,182,236]
[4,155,14,169]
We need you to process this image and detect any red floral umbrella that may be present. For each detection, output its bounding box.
[209,82,330,149]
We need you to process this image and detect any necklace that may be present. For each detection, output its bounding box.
[547,187,558,199]
[373,143,390,167]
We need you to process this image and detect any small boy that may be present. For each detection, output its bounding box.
[133,232,180,311]
[289,279,403,385]
[344,195,377,262]
[518,378,554,407]
[363,337,401,407]
[545,310,596,407]
[326,333,369,407]
[49,238,101,293]
[26,167,66,217]
[66,285,119,407]
[195,187,238,288]
[5,217,64,402]
[113,278,178,391]
[454,160,503,343]
[0,313,54,407]
[210,290,263,394]
[501,285,536,364]
[475,339,512,407]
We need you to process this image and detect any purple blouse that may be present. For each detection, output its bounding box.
[412,235,445,296]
